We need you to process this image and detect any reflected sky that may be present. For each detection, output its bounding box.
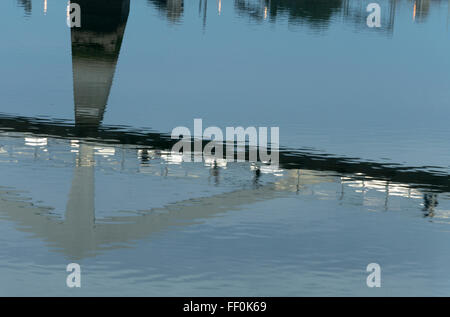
[1,0,450,296]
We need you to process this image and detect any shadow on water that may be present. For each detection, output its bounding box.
[3,0,449,260]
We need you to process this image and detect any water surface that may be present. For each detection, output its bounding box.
[1,0,450,296]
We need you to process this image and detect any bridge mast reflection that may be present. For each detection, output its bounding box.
[70,0,129,128]
[67,0,130,250]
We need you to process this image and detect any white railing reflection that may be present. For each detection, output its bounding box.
[0,134,442,205]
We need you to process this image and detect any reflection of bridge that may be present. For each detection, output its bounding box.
[6,0,450,194]
[0,131,444,259]
[3,0,448,260]
[0,140,290,259]
[1,113,449,193]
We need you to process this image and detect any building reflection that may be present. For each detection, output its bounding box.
[148,0,184,23]
[413,0,432,22]
[235,0,344,27]
[17,0,32,16]
[343,0,397,33]
[234,0,400,33]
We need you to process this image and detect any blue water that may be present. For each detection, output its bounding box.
[0,0,449,296]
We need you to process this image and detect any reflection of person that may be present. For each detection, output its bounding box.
[253,166,261,188]
[423,193,438,217]
[139,149,151,164]
[209,160,220,185]
[234,0,343,27]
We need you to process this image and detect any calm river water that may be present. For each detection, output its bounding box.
[0,0,450,296]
